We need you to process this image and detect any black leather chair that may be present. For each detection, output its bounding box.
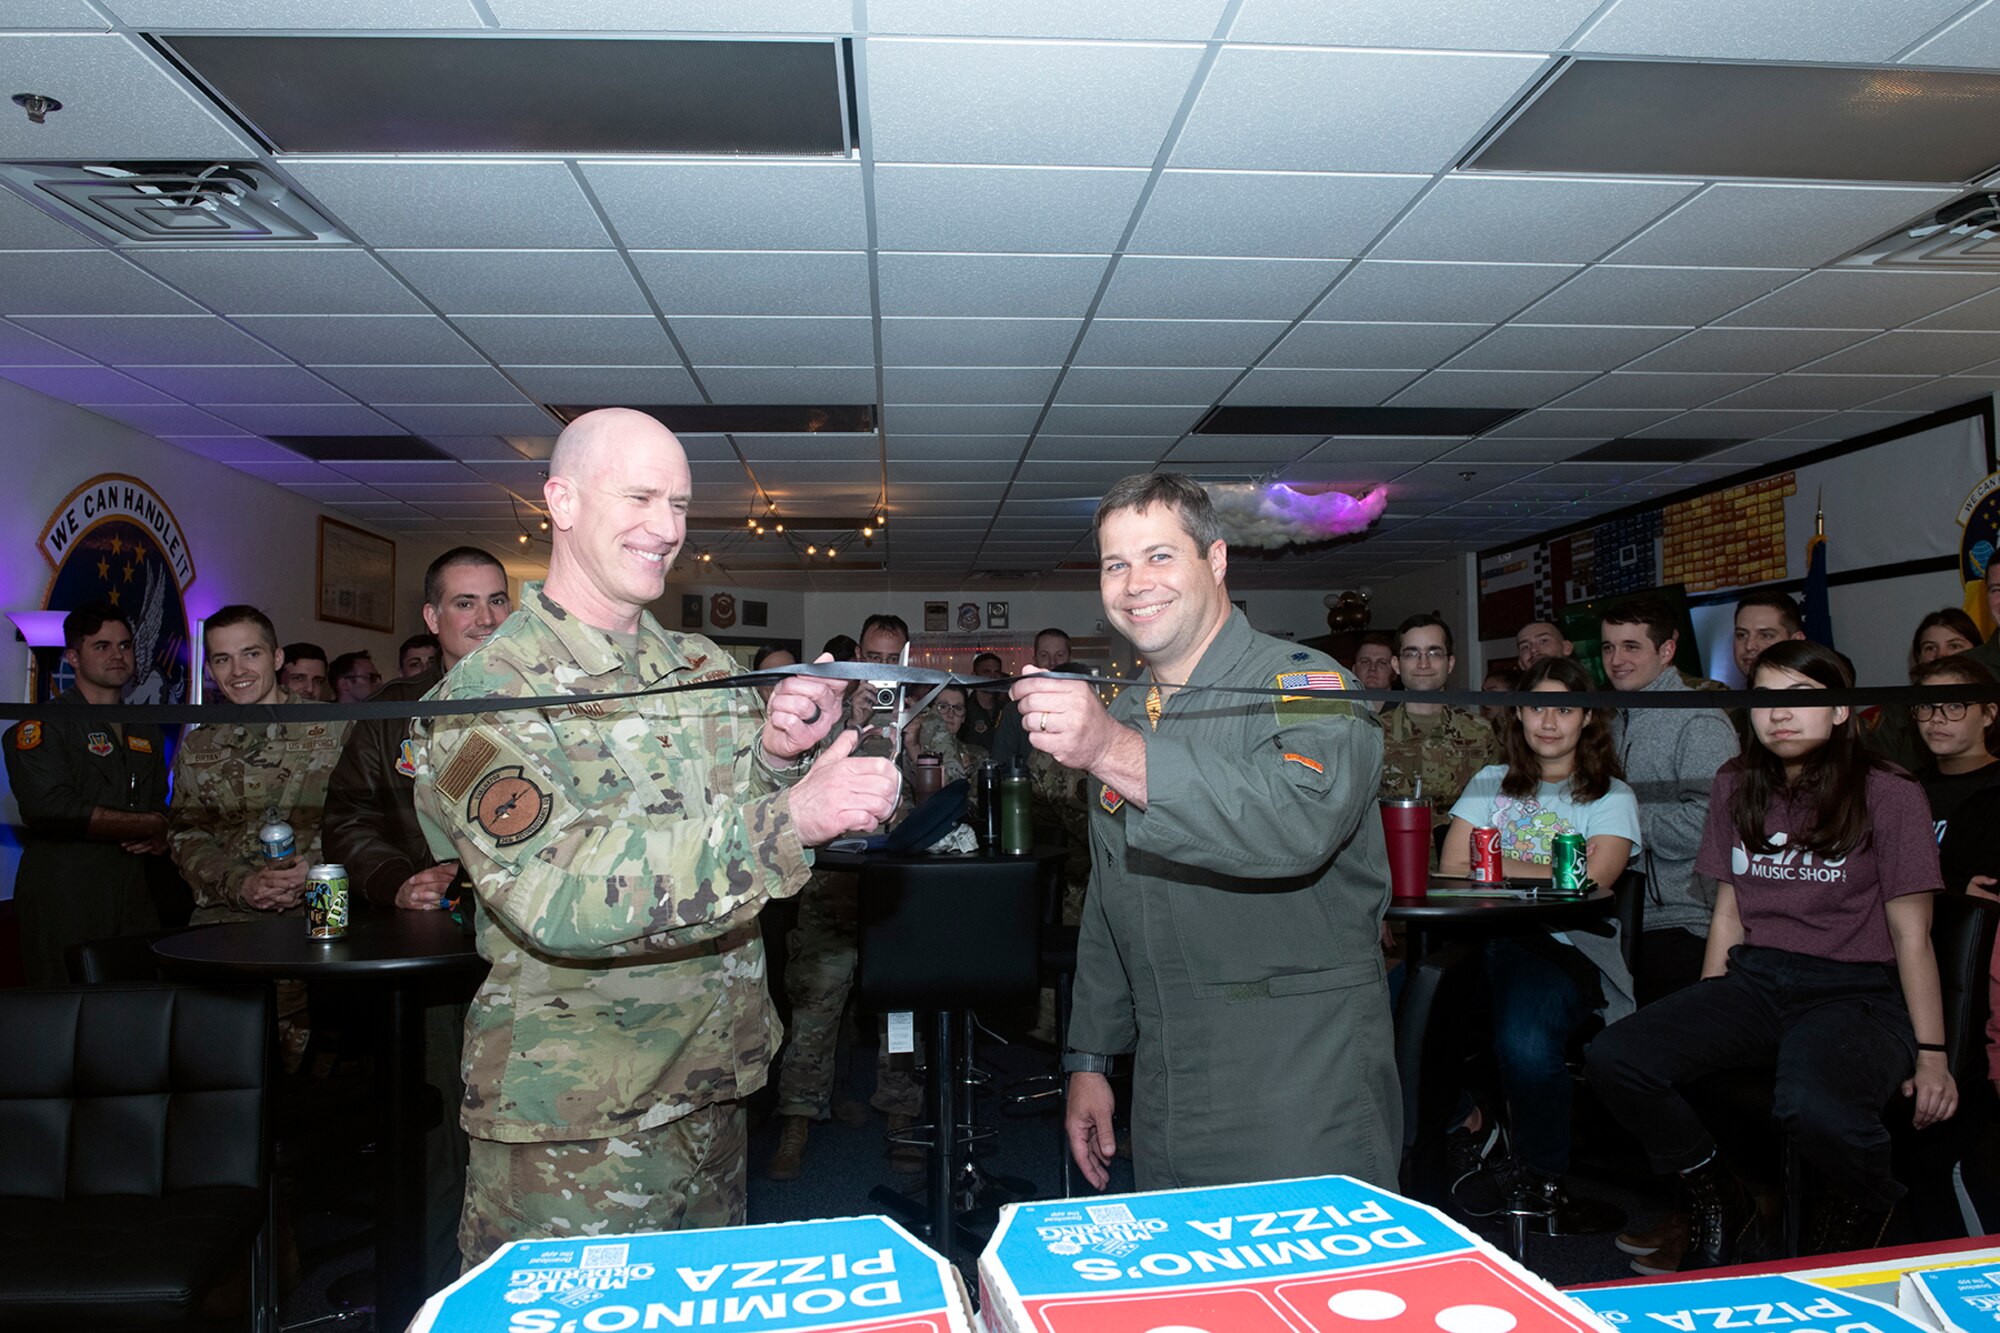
[66,930,181,984]
[0,984,277,1333]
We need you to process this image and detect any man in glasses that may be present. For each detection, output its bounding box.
[1378,613,1495,839]
[329,650,383,703]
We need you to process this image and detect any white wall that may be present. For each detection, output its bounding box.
[1369,554,1481,683]
[0,379,480,900]
[649,579,806,644]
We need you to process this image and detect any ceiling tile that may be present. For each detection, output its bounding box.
[0,365,175,403]
[888,434,1028,460]
[694,366,879,401]
[866,37,1204,167]
[631,250,871,317]
[1718,270,2000,330]
[1373,177,1697,265]
[581,161,866,250]
[1631,409,1830,439]
[1904,4,2000,69]
[499,365,701,403]
[1798,330,2000,375]
[0,320,89,366]
[1259,321,1487,370]
[1607,184,1960,268]
[17,315,287,365]
[281,159,612,248]
[889,460,1016,484]
[1388,369,1595,408]
[377,404,561,435]
[869,0,1228,40]
[1705,374,1931,411]
[122,364,355,404]
[228,460,353,485]
[1027,434,1177,461]
[323,459,477,485]
[452,316,676,365]
[1548,372,1765,409]
[233,315,484,365]
[206,403,402,434]
[1626,327,1874,374]
[1442,437,1596,462]
[1310,262,1576,323]
[1055,366,1241,405]
[1223,368,1423,405]
[1574,0,1967,62]
[373,481,514,503]
[80,402,240,434]
[873,164,1147,254]
[1445,324,1684,372]
[484,0,848,31]
[0,34,254,159]
[1096,256,1344,321]
[0,252,200,316]
[877,252,1112,319]
[309,365,529,402]
[669,317,874,366]
[1914,286,2000,332]
[107,0,480,24]
[0,1,108,27]
[1517,264,1801,326]
[881,404,1043,434]
[1231,0,1602,48]
[1482,407,1689,437]
[1172,47,1544,173]
[1072,318,1284,367]
[0,189,93,249]
[162,436,298,463]
[1130,171,1424,259]
[131,248,430,317]
[883,368,1059,403]
[732,434,878,463]
[1858,377,2000,413]
[882,317,1082,366]
[384,250,650,316]
[1040,403,1205,434]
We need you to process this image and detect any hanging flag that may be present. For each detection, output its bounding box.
[1802,489,1834,648]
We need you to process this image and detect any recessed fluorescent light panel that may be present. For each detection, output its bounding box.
[272,435,450,461]
[1193,406,1523,436]
[157,36,851,155]
[547,404,877,434]
[1467,58,2000,184]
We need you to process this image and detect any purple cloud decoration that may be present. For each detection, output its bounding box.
[1205,482,1389,548]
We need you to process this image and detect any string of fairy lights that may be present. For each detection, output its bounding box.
[507,494,889,569]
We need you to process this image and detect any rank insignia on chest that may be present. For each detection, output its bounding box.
[87,731,115,757]
[127,735,153,753]
[1099,783,1125,814]
[396,739,417,777]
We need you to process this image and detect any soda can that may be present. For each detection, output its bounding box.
[304,864,350,940]
[259,816,295,863]
[1470,826,1503,882]
[1552,833,1589,893]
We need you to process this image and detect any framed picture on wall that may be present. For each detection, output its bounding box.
[316,516,396,633]
[987,601,1009,630]
[925,601,948,633]
[681,594,703,629]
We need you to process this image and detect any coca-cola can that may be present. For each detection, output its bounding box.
[1471,826,1503,883]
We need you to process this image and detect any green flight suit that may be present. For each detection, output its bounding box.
[3,688,167,984]
[1069,610,1400,1191]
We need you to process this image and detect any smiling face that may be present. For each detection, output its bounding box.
[545,413,691,628]
[1751,662,1846,766]
[1396,624,1453,693]
[424,561,512,668]
[279,657,329,702]
[1098,502,1230,681]
[1518,679,1585,767]
[1601,620,1675,691]
[1033,632,1072,671]
[206,621,283,707]
[1734,605,1800,681]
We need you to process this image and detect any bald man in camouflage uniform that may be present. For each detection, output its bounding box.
[412,409,895,1266]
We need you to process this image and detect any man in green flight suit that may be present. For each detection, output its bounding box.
[4,602,170,984]
[1012,472,1399,1192]
[412,408,899,1266]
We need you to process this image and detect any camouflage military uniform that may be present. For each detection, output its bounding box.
[410,582,812,1265]
[1378,703,1497,837]
[1028,745,1091,925]
[167,691,347,1067]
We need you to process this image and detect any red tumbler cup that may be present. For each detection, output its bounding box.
[1380,797,1432,901]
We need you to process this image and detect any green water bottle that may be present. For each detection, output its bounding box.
[998,764,1032,856]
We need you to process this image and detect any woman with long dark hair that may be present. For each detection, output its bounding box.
[1588,640,1953,1268]
[1910,608,1983,670]
[1437,656,1640,1216]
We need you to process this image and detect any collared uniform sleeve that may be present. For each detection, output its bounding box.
[5,721,95,839]
[413,699,811,960]
[1125,688,1383,879]
[323,717,424,909]
[167,741,257,911]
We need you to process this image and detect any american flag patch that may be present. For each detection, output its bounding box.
[1276,671,1345,691]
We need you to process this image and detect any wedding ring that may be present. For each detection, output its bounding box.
[1040,711,1050,732]
[802,701,822,725]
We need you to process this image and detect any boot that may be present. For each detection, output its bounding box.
[886,1112,925,1174]
[1806,1193,1892,1256]
[765,1115,810,1181]
[1679,1154,1760,1271]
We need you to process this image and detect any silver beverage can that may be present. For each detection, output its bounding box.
[304,863,350,940]
[259,816,295,863]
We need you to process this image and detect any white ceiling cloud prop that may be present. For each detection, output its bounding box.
[1204,482,1389,549]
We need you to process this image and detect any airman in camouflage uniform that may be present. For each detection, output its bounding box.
[412,411,893,1268]
[1378,704,1498,838]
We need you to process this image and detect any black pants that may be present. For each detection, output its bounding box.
[1636,926,1708,1008]
[1586,944,1915,1210]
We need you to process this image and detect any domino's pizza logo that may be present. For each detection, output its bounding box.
[1037,1202,1170,1259]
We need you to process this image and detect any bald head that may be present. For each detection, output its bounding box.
[549,407,678,484]
[541,407,694,633]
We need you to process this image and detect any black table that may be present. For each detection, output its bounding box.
[153,910,486,1332]
[1388,877,1615,960]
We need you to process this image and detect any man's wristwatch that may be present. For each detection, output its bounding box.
[1060,1051,1114,1075]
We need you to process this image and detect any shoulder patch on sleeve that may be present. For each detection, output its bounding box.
[468,765,552,847]
[15,721,40,750]
[434,731,498,804]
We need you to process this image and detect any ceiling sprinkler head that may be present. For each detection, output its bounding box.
[12,93,61,125]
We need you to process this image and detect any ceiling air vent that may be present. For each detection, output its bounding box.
[1839,190,2000,273]
[0,162,348,246]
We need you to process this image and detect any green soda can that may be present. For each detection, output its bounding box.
[1551,834,1588,893]
[305,863,350,940]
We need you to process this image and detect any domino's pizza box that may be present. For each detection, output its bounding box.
[976,1173,1613,1333]
[1898,1265,2000,1332]
[1572,1272,1930,1333]
[408,1216,975,1333]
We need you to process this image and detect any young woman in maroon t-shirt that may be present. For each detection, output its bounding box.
[1587,640,1953,1268]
